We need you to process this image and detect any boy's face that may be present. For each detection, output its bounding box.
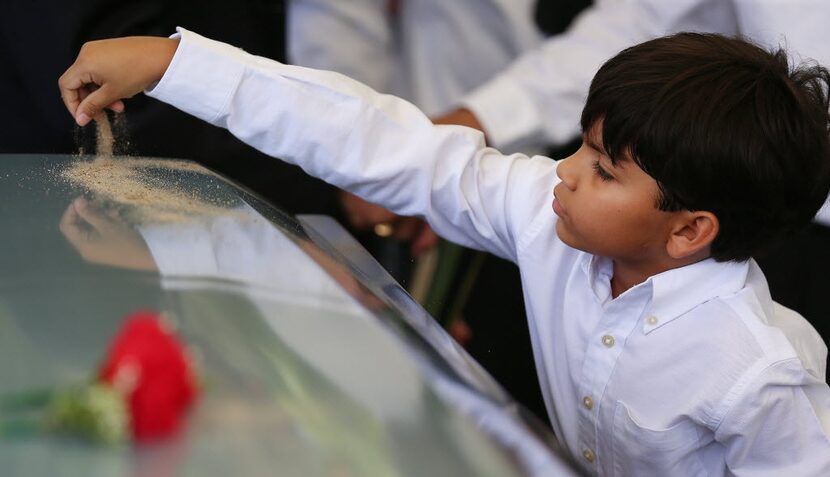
[552,123,678,263]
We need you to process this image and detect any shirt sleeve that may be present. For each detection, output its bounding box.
[147,28,557,263]
[714,359,830,475]
[460,0,737,151]
[287,0,398,92]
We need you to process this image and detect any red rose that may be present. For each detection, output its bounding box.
[98,311,199,441]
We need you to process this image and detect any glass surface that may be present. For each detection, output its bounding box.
[0,154,575,476]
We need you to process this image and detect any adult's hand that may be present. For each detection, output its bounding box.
[432,107,488,142]
[59,37,179,126]
[340,192,438,256]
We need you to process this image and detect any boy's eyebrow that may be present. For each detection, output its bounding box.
[583,132,609,157]
[584,130,628,170]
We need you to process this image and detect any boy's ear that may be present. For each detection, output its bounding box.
[666,211,719,260]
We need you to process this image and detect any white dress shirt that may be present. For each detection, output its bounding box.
[148,28,830,476]
[288,0,543,118]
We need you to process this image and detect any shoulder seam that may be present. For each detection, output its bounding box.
[710,357,802,431]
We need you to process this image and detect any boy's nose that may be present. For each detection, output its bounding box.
[555,155,577,191]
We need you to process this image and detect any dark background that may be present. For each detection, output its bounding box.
[0,0,341,216]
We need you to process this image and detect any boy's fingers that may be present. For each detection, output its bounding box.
[107,100,125,113]
[58,65,92,118]
[58,82,82,120]
[76,87,124,119]
[76,84,119,127]
[82,88,124,113]
[74,86,91,120]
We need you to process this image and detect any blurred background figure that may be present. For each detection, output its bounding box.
[290,0,593,421]
[289,0,548,274]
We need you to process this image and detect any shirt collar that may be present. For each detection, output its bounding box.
[645,258,750,334]
[580,253,614,304]
[580,254,750,334]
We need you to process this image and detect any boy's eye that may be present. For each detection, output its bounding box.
[592,159,614,181]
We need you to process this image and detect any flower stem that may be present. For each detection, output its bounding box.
[0,389,55,412]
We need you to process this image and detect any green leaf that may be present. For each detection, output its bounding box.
[46,383,129,446]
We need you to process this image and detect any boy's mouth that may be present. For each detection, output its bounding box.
[552,188,567,217]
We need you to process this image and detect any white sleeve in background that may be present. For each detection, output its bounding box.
[730,0,830,227]
[287,0,398,93]
[461,0,737,152]
[394,0,542,116]
[148,28,556,263]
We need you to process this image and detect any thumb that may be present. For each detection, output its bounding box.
[76,84,120,127]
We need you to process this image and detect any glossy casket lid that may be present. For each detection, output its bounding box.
[0,154,577,476]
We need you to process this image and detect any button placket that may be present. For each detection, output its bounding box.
[574,278,651,472]
[577,328,622,470]
[576,295,650,472]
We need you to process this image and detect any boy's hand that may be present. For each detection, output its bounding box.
[59,37,180,127]
[59,197,157,272]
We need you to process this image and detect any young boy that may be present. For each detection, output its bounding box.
[59,30,830,474]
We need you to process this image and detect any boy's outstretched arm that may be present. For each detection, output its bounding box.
[59,29,558,264]
[58,37,179,126]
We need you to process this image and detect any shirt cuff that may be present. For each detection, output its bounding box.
[146,27,247,125]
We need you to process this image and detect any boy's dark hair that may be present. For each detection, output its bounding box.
[581,32,830,261]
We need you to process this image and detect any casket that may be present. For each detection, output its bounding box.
[0,154,579,476]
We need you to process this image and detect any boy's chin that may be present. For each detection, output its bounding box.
[554,220,592,253]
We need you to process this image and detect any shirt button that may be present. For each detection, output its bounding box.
[601,334,615,347]
[646,315,659,326]
[582,395,594,410]
[583,448,596,463]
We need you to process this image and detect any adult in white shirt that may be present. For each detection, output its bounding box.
[288,0,544,119]
[286,0,548,253]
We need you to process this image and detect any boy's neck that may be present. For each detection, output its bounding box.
[610,254,706,298]
[610,264,649,299]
